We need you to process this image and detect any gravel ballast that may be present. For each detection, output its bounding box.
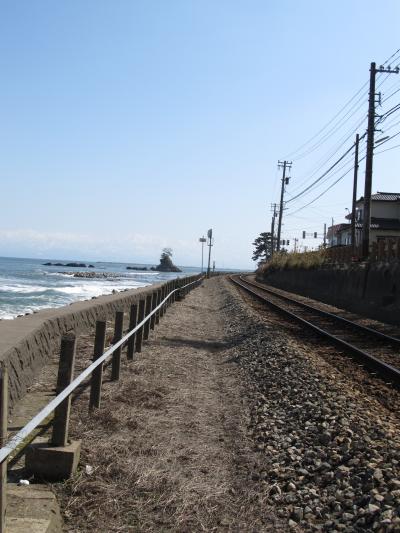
[225,277,400,532]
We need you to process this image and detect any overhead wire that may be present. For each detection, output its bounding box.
[282,80,369,160]
[289,112,367,194]
[275,49,400,230]
[289,90,369,161]
[375,142,400,155]
[287,159,365,216]
[282,48,400,164]
[286,134,367,204]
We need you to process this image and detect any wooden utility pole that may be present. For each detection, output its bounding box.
[351,133,360,253]
[362,63,377,259]
[362,62,398,258]
[276,161,292,251]
[270,204,277,258]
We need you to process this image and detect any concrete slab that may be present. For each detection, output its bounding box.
[6,483,62,533]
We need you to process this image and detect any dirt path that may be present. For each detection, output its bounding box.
[58,278,283,532]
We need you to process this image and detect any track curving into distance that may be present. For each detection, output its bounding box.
[231,274,400,389]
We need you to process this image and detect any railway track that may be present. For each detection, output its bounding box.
[231,274,400,389]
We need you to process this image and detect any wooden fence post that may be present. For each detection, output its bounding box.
[89,321,106,410]
[51,335,76,446]
[0,364,8,533]
[172,280,177,302]
[111,312,124,381]
[378,239,385,261]
[155,290,161,325]
[143,295,152,341]
[396,238,400,260]
[150,292,156,330]
[126,304,138,360]
[388,238,394,261]
[135,299,146,353]
[159,286,165,318]
[164,283,169,309]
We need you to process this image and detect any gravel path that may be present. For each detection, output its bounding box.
[58,277,283,532]
[58,276,400,532]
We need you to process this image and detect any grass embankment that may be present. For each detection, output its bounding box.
[258,250,326,276]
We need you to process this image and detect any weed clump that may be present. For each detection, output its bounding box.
[257,249,327,276]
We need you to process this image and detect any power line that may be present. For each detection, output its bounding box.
[382,48,400,66]
[282,80,369,160]
[289,100,397,202]
[289,90,368,161]
[287,161,364,216]
[288,151,360,205]
[282,49,400,163]
[286,141,358,204]
[381,85,400,104]
[289,112,367,194]
[375,142,400,155]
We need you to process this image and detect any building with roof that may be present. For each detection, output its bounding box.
[329,192,400,247]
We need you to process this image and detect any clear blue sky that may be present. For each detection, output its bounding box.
[1,1,399,268]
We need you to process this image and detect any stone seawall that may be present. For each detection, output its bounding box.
[259,261,400,326]
[0,282,169,407]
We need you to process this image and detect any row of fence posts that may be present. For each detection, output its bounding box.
[0,274,202,533]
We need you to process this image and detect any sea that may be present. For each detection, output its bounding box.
[0,256,201,320]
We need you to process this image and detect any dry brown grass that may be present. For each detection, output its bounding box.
[55,280,282,532]
[258,249,327,276]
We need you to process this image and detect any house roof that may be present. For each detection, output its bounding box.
[327,223,350,235]
[357,191,400,203]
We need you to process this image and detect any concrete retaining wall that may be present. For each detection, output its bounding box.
[260,261,400,326]
[0,281,173,407]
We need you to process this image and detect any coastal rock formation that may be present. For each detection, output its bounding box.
[126,266,148,271]
[152,248,182,272]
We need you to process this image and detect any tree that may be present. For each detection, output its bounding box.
[252,232,273,263]
[161,247,173,260]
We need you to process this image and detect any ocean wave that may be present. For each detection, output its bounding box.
[0,284,49,294]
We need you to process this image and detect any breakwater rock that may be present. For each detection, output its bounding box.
[61,271,122,279]
[44,262,95,268]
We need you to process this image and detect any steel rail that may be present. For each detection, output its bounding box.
[241,276,400,346]
[0,277,202,464]
[231,275,400,388]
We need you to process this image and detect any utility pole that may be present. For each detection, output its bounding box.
[323,223,327,247]
[270,203,278,258]
[351,133,360,253]
[276,160,292,251]
[362,61,399,258]
[206,228,213,278]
